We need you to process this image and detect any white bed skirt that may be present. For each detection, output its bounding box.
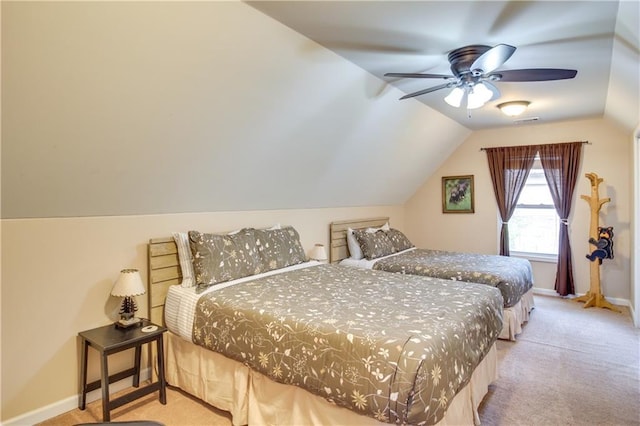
[499,289,535,341]
[165,332,498,426]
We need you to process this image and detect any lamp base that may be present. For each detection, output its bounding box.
[115,316,142,329]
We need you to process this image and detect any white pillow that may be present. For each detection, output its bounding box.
[347,222,389,259]
[347,228,363,260]
[172,232,195,288]
[366,222,390,233]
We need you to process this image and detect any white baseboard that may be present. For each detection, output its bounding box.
[3,368,151,426]
[532,287,562,297]
[532,287,631,308]
[534,287,638,328]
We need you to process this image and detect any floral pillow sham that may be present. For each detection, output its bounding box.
[353,228,414,260]
[188,225,307,292]
[189,228,263,292]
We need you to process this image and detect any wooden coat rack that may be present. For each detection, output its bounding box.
[574,172,620,312]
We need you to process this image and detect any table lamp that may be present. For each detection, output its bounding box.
[111,268,146,328]
[309,244,328,262]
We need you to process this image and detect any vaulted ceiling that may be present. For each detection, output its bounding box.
[247,1,639,131]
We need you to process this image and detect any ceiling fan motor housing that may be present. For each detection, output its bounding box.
[448,45,492,78]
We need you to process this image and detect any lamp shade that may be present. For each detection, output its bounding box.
[497,101,530,117]
[467,83,494,109]
[309,244,328,261]
[445,82,499,110]
[111,268,145,297]
[444,87,465,107]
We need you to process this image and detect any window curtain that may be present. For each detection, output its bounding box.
[485,145,538,255]
[538,142,583,296]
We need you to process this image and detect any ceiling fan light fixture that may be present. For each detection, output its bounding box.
[497,101,531,117]
[445,83,498,110]
[444,87,465,107]
[467,83,494,109]
[466,93,485,109]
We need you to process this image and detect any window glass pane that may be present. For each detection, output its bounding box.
[509,158,559,256]
[518,184,554,205]
[517,169,554,205]
[509,208,559,254]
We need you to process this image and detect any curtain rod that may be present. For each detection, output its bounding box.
[480,141,590,151]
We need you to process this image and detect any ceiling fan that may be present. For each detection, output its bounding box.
[385,44,577,110]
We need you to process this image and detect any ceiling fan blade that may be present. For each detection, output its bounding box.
[399,83,451,100]
[493,68,577,82]
[470,44,516,74]
[385,72,453,79]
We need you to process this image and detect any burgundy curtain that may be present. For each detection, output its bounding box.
[538,142,583,296]
[485,145,537,255]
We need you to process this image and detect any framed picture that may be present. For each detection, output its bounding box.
[442,175,475,213]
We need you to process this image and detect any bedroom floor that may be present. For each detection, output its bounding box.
[39,295,640,426]
[478,295,639,425]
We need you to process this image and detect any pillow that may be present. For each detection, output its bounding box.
[353,229,396,260]
[189,228,263,292]
[255,225,307,271]
[386,228,415,252]
[346,228,364,260]
[228,223,281,235]
[172,232,195,288]
[347,222,390,260]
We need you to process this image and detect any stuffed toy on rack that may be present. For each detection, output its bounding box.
[586,226,614,264]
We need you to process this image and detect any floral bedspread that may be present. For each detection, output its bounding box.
[192,264,503,425]
[373,249,533,308]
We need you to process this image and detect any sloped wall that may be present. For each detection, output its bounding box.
[1,1,468,219]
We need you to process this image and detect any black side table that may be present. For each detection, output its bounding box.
[78,319,167,421]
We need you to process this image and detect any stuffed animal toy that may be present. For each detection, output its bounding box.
[586,226,614,264]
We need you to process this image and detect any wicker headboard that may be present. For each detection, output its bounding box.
[147,237,182,326]
[329,217,389,263]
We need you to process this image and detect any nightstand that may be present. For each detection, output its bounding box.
[78,319,167,421]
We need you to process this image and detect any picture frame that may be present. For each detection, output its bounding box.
[442,175,475,213]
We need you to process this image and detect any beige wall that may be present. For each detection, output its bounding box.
[2,1,466,219]
[405,117,632,300]
[1,205,403,421]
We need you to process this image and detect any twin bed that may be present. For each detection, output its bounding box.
[148,224,506,425]
[330,217,535,341]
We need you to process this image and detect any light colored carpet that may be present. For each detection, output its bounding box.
[39,295,639,425]
[479,295,640,426]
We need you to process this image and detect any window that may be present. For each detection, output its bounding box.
[509,157,559,258]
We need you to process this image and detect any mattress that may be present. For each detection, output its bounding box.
[165,262,503,425]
